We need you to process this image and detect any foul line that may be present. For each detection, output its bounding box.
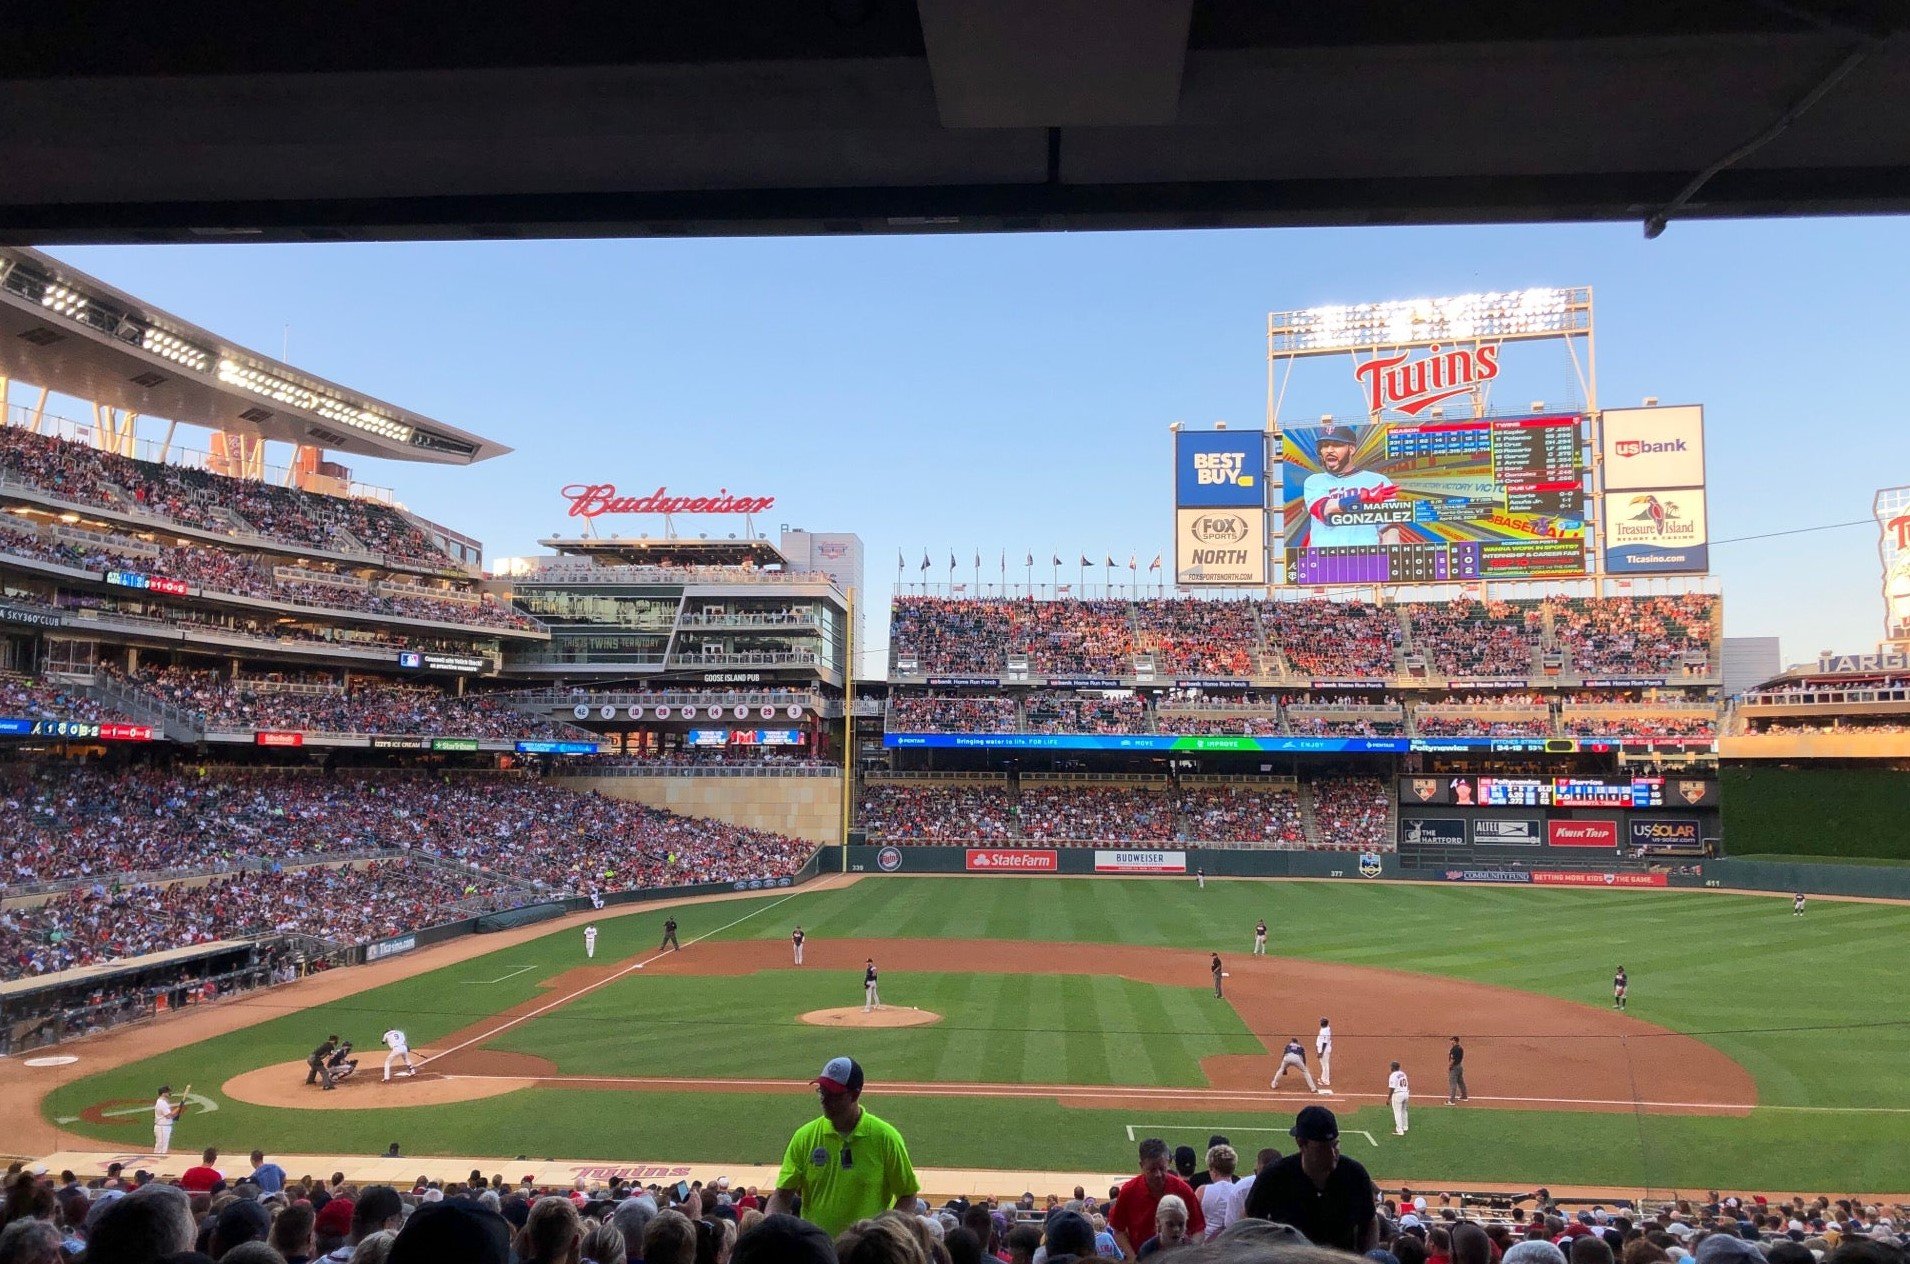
[465,965,536,985]
[1123,1123,1379,1148]
[416,891,804,1069]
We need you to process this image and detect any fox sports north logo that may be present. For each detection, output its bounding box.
[876,846,903,872]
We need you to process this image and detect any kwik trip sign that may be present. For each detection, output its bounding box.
[561,485,775,519]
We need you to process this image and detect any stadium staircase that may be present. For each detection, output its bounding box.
[1297,781,1323,847]
[87,670,205,741]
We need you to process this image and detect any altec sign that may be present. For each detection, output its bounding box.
[1353,344,1500,415]
[561,485,775,519]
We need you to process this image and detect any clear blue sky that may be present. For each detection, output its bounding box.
[43,218,1910,672]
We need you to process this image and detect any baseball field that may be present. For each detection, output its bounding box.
[24,875,1910,1193]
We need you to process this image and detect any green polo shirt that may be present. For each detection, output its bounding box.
[775,1107,918,1235]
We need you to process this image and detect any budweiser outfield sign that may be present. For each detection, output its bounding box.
[965,849,1058,873]
[1093,849,1189,874]
[561,484,775,519]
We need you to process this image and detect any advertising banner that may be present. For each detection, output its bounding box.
[365,934,419,961]
[1628,819,1701,851]
[1548,819,1618,848]
[1471,817,1541,845]
[1878,486,1910,643]
[1093,849,1189,874]
[1280,415,1587,585]
[369,735,430,750]
[1400,817,1466,846]
[1175,507,1266,586]
[430,737,480,752]
[1600,405,1705,491]
[966,849,1059,873]
[1175,430,1267,508]
[516,740,601,754]
[1438,868,1534,883]
[0,603,61,628]
[254,731,303,747]
[1531,871,1669,888]
[1605,487,1709,574]
[1399,776,1451,805]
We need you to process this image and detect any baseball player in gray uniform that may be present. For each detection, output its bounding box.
[1272,1038,1327,1093]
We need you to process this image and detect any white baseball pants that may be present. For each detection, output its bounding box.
[1391,1091,1410,1134]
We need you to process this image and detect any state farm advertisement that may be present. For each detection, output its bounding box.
[1548,819,1618,848]
[965,849,1058,873]
[1094,849,1189,874]
[1532,871,1668,888]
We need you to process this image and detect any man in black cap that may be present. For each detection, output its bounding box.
[660,917,680,952]
[1243,1105,1378,1252]
[390,1199,512,1264]
[306,1035,340,1089]
[1299,425,1408,550]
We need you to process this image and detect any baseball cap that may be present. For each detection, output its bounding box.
[1289,1105,1340,1142]
[1318,425,1360,446]
[315,1197,355,1237]
[812,1056,865,1095]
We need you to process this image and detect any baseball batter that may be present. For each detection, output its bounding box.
[1316,1018,1333,1087]
[1272,1038,1326,1094]
[584,924,598,959]
[1388,1062,1411,1135]
[1613,966,1628,1011]
[863,958,880,1012]
[153,1085,182,1156]
[1253,920,1268,955]
[792,925,806,965]
[382,1028,416,1081]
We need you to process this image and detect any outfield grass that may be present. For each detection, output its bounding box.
[43,879,1910,1191]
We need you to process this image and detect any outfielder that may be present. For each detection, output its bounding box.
[1388,1062,1411,1135]
[792,925,805,965]
[1316,1018,1333,1087]
[1196,868,1206,889]
[1613,966,1628,1011]
[1211,953,1224,999]
[1272,1038,1326,1093]
[1794,892,1806,917]
[153,1084,183,1156]
[382,1028,416,1081]
[660,917,680,952]
[1253,920,1268,955]
[584,924,598,959]
[863,958,880,1012]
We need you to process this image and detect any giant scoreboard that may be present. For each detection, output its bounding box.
[1280,414,1586,584]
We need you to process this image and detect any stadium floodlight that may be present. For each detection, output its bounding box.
[139,327,213,373]
[216,359,413,443]
[1269,287,1590,355]
[38,283,86,318]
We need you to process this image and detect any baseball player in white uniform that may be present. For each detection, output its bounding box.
[382,1029,416,1080]
[863,958,880,1012]
[584,924,598,958]
[1253,920,1267,955]
[1793,892,1806,917]
[1316,1018,1333,1088]
[1272,1038,1327,1093]
[1388,1061,1411,1135]
[153,1085,181,1156]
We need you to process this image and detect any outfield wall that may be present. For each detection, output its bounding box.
[558,772,842,844]
[1721,766,1910,861]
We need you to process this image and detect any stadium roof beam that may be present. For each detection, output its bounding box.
[0,247,507,465]
[0,2,1905,242]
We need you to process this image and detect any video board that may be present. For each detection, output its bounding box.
[1280,415,1586,585]
[1401,776,1718,810]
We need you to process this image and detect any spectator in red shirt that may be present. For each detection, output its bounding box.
[178,1147,223,1193]
[1109,1137,1204,1258]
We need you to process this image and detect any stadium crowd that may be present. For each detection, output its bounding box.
[109,666,580,739]
[0,673,122,723]
[885,695,1018,734]
[0,520,537,631]
[890,595,1720,683]
[10,1119,1900,1264]
[0,423,454,567]
[1309,777,1393,852]
[0,859,508,976]
[1178,787,1305,845]
[1018,787,1177,841]
[0,765,813,904]
[855,783,1016,841]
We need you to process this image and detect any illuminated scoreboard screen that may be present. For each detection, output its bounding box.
[1476,776,1551,807]
[1553,778,1646,808]
[1280,414,1587,585]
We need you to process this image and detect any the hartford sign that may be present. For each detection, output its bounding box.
[561,484,775,519]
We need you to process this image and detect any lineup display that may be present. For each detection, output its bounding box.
[1281,415,1587,585]
[1402,776,1717,810]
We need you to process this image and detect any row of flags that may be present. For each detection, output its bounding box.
[898,550,1163,572]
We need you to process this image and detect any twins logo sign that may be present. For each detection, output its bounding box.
[876,847,903,872]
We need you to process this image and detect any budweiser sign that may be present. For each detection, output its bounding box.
[561,485,775,519]
[1353,344,1499,415]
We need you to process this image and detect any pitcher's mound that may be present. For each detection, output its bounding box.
[800,1006,942,1029]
